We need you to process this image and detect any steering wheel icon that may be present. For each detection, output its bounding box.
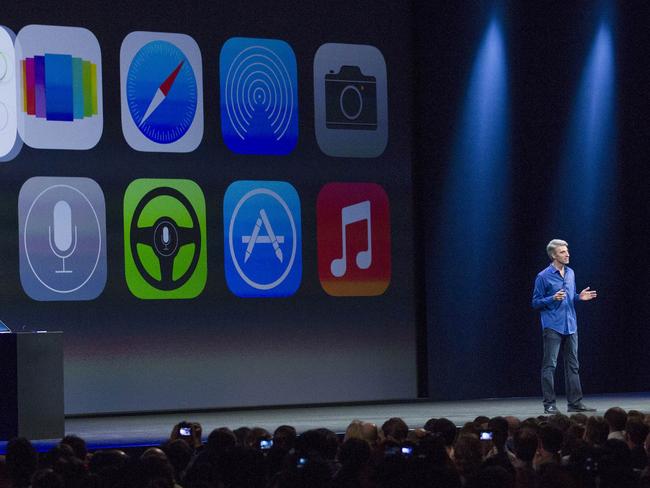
[129,187,201,290]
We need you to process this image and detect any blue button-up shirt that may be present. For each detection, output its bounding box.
[532,264,580,335]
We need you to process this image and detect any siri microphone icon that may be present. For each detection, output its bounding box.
[48,200,78,273]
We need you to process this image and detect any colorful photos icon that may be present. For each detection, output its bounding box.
[121,32,203,152]
[124,179,207,299]
[317,183,391,296]
[15,25,103,150]
[18,177,107,301]
[220,37,298,155]
[21,53,98,121]
[223,181,302,297]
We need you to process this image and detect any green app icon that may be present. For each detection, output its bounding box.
[124,178,207,299]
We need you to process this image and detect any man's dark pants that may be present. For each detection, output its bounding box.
[541,328,583,407]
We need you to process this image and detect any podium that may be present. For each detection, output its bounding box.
[0,332,64,440]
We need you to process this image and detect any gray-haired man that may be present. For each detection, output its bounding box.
[532,239,597,414]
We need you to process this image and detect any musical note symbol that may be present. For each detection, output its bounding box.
[330,200,372,277]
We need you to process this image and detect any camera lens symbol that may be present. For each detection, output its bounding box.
[340,85,363,121]
[325,65,377,131]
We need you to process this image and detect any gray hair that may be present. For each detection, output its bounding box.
[546,239,568,259]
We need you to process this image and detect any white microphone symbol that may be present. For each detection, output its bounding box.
[48,200,78,274]
[161,225,170,250]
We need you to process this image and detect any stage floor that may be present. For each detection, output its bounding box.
[3,392,649,452]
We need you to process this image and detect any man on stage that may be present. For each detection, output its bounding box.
[532,239,597,414]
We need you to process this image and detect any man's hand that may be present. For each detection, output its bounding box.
[579,286,597,301]
[553,289,566,301]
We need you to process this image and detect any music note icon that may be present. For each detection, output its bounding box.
[330,200,372,277]
[317,182,391,296]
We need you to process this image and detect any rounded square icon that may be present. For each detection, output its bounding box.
[317,182,391,296]
[220,38,298,155]
[1,25,23,162]
[120,32,204,153]
[314,43,388,158]
[15,25,103,150]
[123,179,207,299]
[223,181,302,297]
[18,177,107,301]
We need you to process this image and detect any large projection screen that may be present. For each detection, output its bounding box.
[0,1,417,414]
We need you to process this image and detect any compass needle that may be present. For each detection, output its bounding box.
[140,60,184,126]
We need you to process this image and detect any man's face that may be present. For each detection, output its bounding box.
[553,245,570,265]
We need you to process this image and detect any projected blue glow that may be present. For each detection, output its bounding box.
[554,15,615,256]
[433,13,509,335]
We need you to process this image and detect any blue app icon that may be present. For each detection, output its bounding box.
[223,181,301,297]
[120,32,204,153]
[220,38,298,155]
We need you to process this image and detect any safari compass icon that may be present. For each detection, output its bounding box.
[120,31,204,152]
[123,178,207,299]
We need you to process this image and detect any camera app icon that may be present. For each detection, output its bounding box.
[314,43,387,158]
[325,66,377,131]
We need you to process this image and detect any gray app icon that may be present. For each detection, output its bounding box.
[19,177,106,301]
[314,43,388,158]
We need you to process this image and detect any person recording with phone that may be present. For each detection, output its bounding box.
[532,239,598,414]
[170,421,203,451]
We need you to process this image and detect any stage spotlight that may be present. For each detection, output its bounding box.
[553,15,615,260]
[432,11,509,339]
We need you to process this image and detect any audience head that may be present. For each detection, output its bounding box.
[381,417,409,443]
[414,432,452,467]
[59,435,87,463]
[584,416,609,446]
[162,438,192,478]
[459,421,480,438]
[538,424,563,457]
[344,419,364,441]
[233,426,252,447]
[487,416,509,452]
[473,416,489,428]
[273,424,297,451]
[297,429,333,461]
[604,407,628,433]
[453,434,483,480]
[427,418,457,448]
[141,447,167,460]
[207,427,237,452]
[548,413,571,433]
[6,437,38,488]
[338,437,371,468]
[88,449,128,475]
[316,428,340,461]
[570,413,588,425]
[250,426,272,447]
[504,416,521,437]
[137,454,176,488]
[625,417,649,448]
[627,409,645,421]
[513,427,538,464]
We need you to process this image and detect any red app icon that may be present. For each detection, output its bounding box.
[317,182,390,296]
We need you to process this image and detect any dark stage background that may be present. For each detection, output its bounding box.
[415,2,650,400]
